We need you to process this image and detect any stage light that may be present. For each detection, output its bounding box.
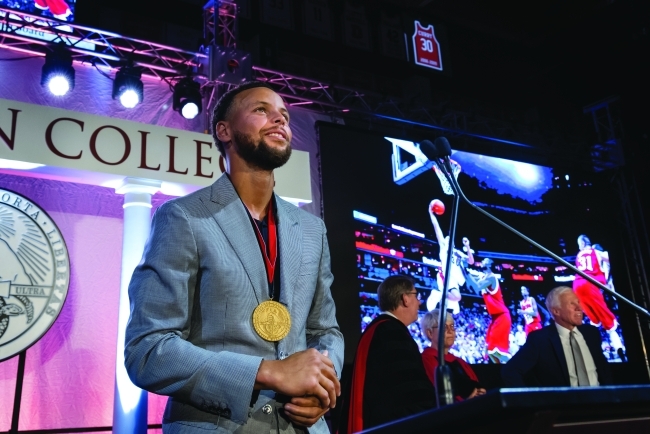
[41,48,75,96]
[112,65,143,108]
[173,77,202,119]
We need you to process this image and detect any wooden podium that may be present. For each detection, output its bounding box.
[360,385,650,433]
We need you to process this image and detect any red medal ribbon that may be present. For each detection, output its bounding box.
[251,199,277,284]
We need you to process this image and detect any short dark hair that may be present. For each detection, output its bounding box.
[210,81,275,156]
[377,275,415,312]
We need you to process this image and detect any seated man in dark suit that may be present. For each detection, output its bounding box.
[342,275,435,433]
[502,286,613,387]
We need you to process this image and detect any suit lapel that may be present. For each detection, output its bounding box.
[201,175,267,304]
[276,196,301,313]
[548,325,571,384]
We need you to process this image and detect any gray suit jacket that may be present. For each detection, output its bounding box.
[125,174,344,433]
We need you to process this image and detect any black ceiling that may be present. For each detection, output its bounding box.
[83,1,648,162]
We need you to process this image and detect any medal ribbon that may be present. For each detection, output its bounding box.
[251,199,277,285]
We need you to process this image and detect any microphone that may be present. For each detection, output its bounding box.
[434,136,455,175]
[434,136,452,157]
[419,139,440,161]
[420,139,457,195]
[435,137,650,319]
[424,137,459,199]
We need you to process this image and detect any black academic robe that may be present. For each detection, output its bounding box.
[343,314,436,433]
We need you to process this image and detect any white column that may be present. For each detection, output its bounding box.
[113,177,161,434]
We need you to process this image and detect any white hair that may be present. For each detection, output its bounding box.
[420,309,453,332]
[545,286,573,314]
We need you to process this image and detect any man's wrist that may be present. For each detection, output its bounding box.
[255,359,279,390]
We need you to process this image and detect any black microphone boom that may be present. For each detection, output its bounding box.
[421,138,457,408]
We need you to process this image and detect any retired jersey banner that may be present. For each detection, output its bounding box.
[260,0,294,30]
[304,0,333,41]
[343,3,371,51]
[412,20,443,71]
[380,12,405,60]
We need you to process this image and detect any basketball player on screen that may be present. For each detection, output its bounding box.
[425,199,474,315]
[593,243,616,292]
[465,258,512,364]
[517,286,542,336]
[574,235,624,357]
[34,0,72,20]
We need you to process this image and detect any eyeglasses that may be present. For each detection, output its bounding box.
[433,323,456,331]
[405,291,422,301]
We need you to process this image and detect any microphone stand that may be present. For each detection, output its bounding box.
[440,157,650,319]
[434,161,459,407]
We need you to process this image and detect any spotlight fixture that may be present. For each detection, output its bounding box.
[41,47,75,96]
[112,64,144,108]
[172,77,202,120]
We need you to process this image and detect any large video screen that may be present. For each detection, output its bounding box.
[0,0,76,22]
[320,123,628,365]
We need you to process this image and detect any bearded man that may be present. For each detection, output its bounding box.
[125,82,344,433]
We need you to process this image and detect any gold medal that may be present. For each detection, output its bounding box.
[252,300,291,342]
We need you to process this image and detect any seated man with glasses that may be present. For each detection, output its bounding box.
[341,275,435,433]
[420,309,485,401]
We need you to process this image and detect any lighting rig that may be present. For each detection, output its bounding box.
[41,46,75,96]
[38,42,201,114]
[1,6,207,115]
[1,5,578,150]
[172,76,203,119]
[112,62,144,108]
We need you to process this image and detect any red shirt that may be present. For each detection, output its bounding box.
[520,297,540,325]
[575,247,606,283]
[421,347,480,401]
[482,278,508,315]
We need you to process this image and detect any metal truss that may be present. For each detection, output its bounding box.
[1,6,576,150]
[0,7,206,82]
[585,95,650,377]
[611,166,650,379]
[583,96,625,171]
[203,0,238,49]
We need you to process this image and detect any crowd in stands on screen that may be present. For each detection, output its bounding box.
[360,284,624,363]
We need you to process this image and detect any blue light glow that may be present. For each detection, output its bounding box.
[353,210,377,224]
[451,151,553,203]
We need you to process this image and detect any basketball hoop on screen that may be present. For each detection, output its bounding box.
[433,160,461,195]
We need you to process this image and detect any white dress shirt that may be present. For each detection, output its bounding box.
[555,323,599,386]
[380,311,399,321]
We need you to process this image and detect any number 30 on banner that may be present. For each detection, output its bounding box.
[412,20,443,71]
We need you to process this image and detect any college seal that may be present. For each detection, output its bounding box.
[0,188,70,361]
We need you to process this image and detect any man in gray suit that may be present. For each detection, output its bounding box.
[125,82,344,433]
